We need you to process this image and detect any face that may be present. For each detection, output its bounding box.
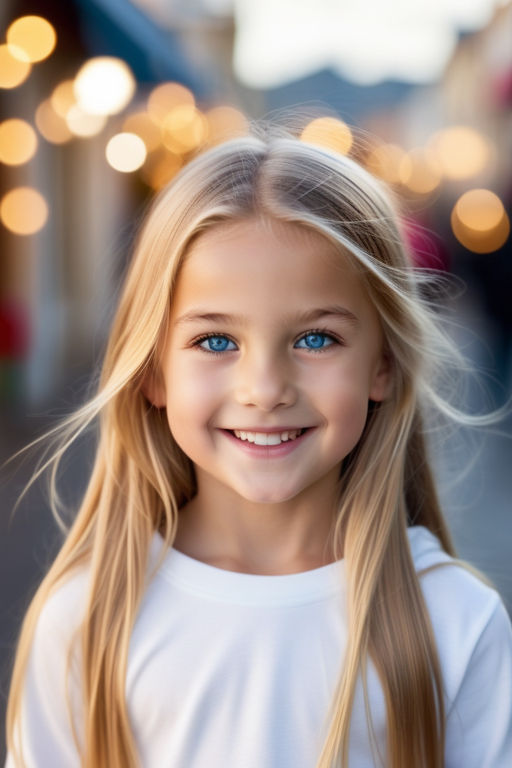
[149,218,390,507]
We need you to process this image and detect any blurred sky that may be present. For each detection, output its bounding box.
[137,0,507,86]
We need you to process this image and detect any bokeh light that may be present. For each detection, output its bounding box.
[51,80,77,118]
[161,105,208,154]
[451,189,510,253]
[35,99,73,144]
[66,106,106,138]
[7,15,56,63]
[0,44,31,88]
[205,106,249,145]
[106,133,147,172]
[122,112,161,152]
[399,148,442,195]
[147,82,194,125]
[300,117,353,155]
[140,148,183,190]
[0,119,38,165]
[74,57,136,116]
[1,187,48,235]
[429,126,492,180]
[365,143,406,184]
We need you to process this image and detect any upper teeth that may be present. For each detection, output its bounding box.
[233,429,303,445]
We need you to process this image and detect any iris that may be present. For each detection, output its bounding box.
[295,333,334,350]
[200,335,235,352]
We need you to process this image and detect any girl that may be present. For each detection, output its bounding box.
[5,125,512,768]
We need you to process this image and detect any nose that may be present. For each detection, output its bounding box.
[234,347,297,412]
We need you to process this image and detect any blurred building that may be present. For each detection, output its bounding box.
[0,0,218,409]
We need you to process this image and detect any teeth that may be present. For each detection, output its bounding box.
[232,429,304,445]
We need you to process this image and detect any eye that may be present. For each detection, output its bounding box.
[294,331,337,351]
[195,334,237,353]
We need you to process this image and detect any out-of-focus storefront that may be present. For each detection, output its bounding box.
[0,0,223,410]
[365,2,512,397]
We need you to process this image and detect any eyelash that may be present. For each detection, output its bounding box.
[191,328,343,356]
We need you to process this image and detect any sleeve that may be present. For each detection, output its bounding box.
[4,592,84,768]
[445,598,512,768]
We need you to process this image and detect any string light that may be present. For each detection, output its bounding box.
[451,189,510,253]
[106,133,147,172]
[0,119,38,165]
[1,187,48,235]
[7,15,56,63]
[74,57,136,116]
[0,44,31,88]
[301,117,353,155]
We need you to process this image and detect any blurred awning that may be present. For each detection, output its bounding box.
[72,0,210,95]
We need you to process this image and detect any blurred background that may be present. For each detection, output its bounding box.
[1,0,511,758]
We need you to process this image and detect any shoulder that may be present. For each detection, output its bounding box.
[408,525,505,623]
[7,569,89,766]
[32,566,90,656]
[407,526,512,702]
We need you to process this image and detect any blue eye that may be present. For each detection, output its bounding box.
[295,332,335,350]
[198,335,237,353]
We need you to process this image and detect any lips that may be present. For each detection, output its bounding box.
[220,427,313,457]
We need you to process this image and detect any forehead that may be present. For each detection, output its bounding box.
[180,219,356,277]
[171,219,374,324]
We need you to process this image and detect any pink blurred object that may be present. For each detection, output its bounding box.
[403,218,450,272]
[0,300,31,358]
[491,68,512,107]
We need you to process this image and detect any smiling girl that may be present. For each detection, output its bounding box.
[5,127,512,768]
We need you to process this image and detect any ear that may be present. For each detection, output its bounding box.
[369,352,392,402]
[140,367,167,408]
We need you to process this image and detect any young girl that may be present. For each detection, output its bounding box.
[5,125,512,768]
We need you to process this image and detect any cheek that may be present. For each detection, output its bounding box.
[331,388,369,429]
[314,369,371,436]
[164,358,222,431]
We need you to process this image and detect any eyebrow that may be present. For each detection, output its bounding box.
[173,305,359,328]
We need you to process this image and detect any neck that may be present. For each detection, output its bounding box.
[173,473,341,575]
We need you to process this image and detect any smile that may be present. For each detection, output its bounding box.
[231,428,307,445]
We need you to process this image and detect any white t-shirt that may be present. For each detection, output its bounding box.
[5,526,512,767]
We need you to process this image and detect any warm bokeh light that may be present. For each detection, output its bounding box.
[141,148,183,190]
[205,106,249,145]
[451,189,510,253]
[51,80,77,118]
[106,132,147,172]
[0,44,31,88]
[66,106,106,138]
[0,119,38,165]
[35,99,73,144]
[74,57,136,116]
[122,112,161,152]
[300,117,353,155]
[147,82,195,125]
[0,187,48,235]
[429,126,492,180]
[399,148,442,195]
[161,106,208,154]
[7,15,56,63]
[365,143,405,184]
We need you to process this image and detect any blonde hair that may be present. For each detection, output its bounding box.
[6,125,490,767]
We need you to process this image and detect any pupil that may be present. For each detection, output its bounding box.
[307,334,323,348]
[210,336,227,350]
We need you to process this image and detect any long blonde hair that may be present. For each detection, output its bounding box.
[6,125,487,767]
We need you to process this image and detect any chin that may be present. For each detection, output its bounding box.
[237,485,303,505]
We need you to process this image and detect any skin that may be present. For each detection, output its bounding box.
[146,218,390,575]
